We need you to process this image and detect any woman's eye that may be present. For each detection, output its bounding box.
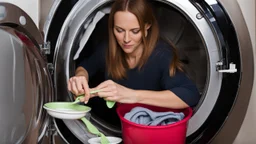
[132,30,140,34]
[116,29,123,33]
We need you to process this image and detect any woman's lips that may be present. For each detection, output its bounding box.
[123,44,133,48]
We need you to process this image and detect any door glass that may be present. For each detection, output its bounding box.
[0,27,52,144]
[0,28,34,144]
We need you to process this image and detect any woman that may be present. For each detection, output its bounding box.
[68,0,200,109]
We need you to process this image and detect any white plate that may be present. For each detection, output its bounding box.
[43,105,91,119]
[88,137,122,144]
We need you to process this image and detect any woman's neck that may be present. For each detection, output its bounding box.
[126,44,144,68]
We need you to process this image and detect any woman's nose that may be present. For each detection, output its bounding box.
[124,32,131,43]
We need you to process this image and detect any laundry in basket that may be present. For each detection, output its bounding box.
[124,106,185,126]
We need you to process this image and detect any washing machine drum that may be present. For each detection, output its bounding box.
[0,0,253,144]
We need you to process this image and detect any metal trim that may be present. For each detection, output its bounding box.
[211,0,254,143]
[0,3,43,45]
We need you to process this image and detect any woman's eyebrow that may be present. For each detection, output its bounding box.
[114,26,124,30]
[131,28,140,31]
[114,26,140,30]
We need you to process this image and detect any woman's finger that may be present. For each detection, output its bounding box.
[97,91,116,98]
[89,85,116,98]
[88,88,99,97]
[81,81,90,103]
[75,80,84,95]
[104,96,118,101]
[80,97,85,102]
[96,80,114,90]
[96,86,113,92]
[71,80,79,95]
[67,80,71,91]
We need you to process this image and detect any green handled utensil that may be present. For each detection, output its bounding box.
[106,100,116,109]
[72,96,83,104]
[91,90,115,108]
[74,90,102,104]
[90,89,101,94]
[76,90,115,108]
[88,90,116,109]
[81,117,109,144]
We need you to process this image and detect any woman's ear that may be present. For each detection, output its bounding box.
[145,24,151,37]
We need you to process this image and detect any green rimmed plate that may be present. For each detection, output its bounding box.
[43,102,91,119]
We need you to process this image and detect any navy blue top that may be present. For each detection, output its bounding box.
[78,40,200,107]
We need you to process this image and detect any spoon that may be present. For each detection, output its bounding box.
[81,117,109,144]
[72,96,83,104]
[73,90,102,104]
[106,101,116,109]
[74,90,116,109]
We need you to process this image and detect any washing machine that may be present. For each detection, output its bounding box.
[0,0,254,143]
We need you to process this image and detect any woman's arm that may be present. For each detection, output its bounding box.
[91,79,195,109]
[135,90,189,109]
[75,66,89,81]
[69,43,107,102]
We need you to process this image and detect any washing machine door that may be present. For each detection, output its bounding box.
[0,3,54,144]
[190,0,254,143]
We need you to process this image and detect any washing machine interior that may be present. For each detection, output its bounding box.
[75,0,208,126]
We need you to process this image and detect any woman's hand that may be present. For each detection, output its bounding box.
[67,76,90,103]
[91,80,138,104]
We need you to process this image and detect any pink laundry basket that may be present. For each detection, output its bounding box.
[116,103,193,144]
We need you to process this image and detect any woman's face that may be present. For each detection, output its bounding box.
[113,11,143,55]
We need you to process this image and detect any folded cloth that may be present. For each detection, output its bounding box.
[124,107,185,126]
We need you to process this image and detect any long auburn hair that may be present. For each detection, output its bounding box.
[107,0,182,80]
